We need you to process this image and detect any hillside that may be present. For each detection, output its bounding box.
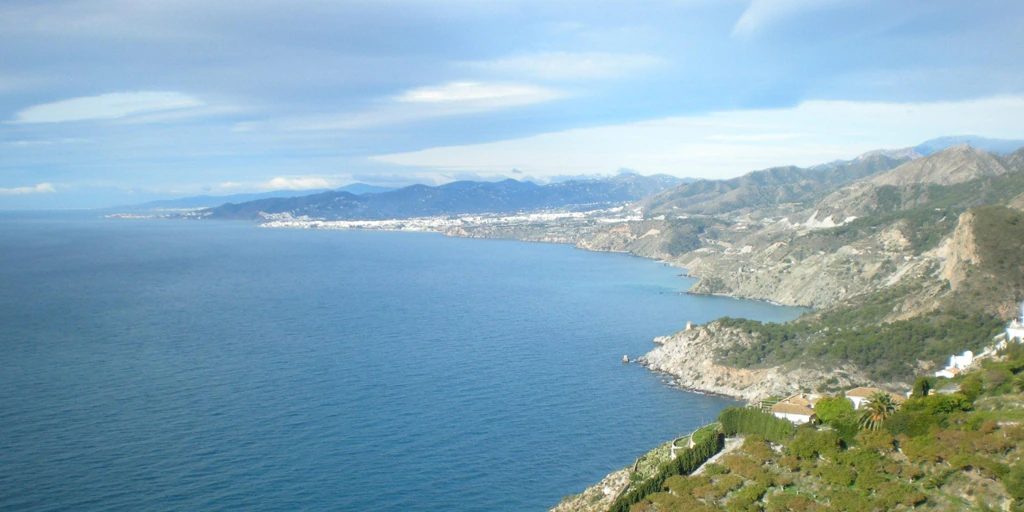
[432,145,1024,398]
[555,355,1024,512]
[629,147,1024,397]
[197,173,683,220]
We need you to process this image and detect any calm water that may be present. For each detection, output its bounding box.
[0,214,803,511]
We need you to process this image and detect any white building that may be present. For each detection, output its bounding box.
[845,387,906,409]
[934,350,974,378]
[769,402,815,424]
[1008,302,1024,341]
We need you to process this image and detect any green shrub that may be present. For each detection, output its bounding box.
[814,463,856,486]
[960,375,984,401]
[884,410,947,438]
[742,434,775,462]
[722,454,766,481]
[729,481,768,508]
[787,429,841,460]
[1003,464,1024,501]
[903,393,973,415]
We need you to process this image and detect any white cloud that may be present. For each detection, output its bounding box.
[285,81,563,131]
[733,0,845,36]
[13,91,203,123]
[216,176,337,192]
[463,52,663,81]
[265,176,334,190]
[395,81,561,106]
[0,183,56,195]
[372,96,1024,180]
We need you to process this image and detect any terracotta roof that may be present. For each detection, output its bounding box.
[845,387,905,403]
[769,402,815,417]
[787,395,817,407]
[845,387,882,398]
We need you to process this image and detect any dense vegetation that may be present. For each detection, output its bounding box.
[715,308,1004,381]
[718,408,795,443]
[662,217,725,257]
[628,352,1024,511]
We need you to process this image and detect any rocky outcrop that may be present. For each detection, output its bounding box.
[940,211,980,290]
[573,220,672,260]
[548,468,630,512]
[637,323,875,402]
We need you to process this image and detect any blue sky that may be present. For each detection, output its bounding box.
[2,0,1024,208]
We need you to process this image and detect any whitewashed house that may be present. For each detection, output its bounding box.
[934,350,974,378]
[769,402,816,425]
[845,387,906,409]
[1007,302,1024,341]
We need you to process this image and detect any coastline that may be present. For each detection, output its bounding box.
[253,219,816,403]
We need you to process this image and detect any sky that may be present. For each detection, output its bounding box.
[2,0,1024,209]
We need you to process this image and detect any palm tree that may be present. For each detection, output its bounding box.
[858,391,899,431]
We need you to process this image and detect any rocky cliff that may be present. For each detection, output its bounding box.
[636,322,876,402]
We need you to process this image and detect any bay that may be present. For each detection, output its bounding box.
[0,214,803,511]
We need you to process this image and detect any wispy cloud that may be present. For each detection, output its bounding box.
[463,52,663,81]
[285,81,563,131]
[13,91,203,123]
[0,183,56,195]
[372,96,1024,179]
[732,0,845,37]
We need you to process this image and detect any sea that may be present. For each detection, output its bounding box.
[0,214,804,511]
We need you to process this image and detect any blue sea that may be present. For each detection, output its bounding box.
[0,214,803,511]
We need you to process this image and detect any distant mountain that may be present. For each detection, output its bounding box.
[914,135,1024,155]
[870,144,1009,187]
[200,174,684,220]
[335,183,396,195]
[813,144,1024,219]
[641,153,911,216]
[127,183,395,210]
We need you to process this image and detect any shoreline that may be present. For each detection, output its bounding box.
[252,220,810,401]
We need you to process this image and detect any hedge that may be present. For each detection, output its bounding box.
[718,407,795,443]
[608,428,724,512]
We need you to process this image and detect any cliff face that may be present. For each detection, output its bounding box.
[677,225,928,308]
[940,211,980,290]
[573,220,672,260]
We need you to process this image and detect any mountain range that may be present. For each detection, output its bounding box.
[123,183,395,211]
[199,173,685,220]
[184,134,1023,222]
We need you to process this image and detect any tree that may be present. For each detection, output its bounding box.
[912,377,933,398]
[815,395,855,423]
[859,392,900,431]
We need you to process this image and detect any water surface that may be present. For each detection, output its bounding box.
[0,215,803,511]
